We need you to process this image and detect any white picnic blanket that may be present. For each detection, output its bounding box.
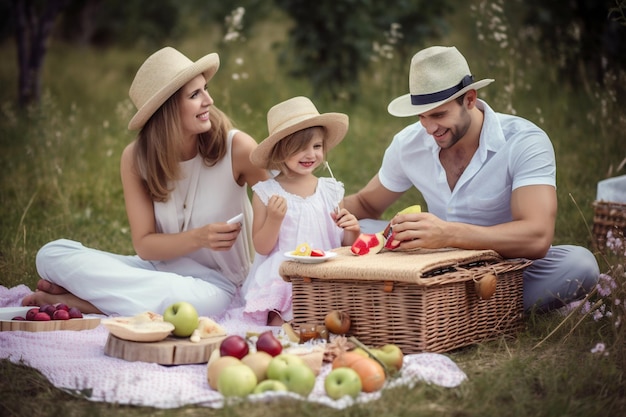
[0,285,467,409]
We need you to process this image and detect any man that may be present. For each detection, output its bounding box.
[343,46,599,311]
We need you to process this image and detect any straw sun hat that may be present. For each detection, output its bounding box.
[388,46,494,117]
[250,96,349,169]
[128,47,220,130]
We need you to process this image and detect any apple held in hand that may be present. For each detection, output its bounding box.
[324,367,362,400]
[324,310,351,335]
[219,335,250,359]
[163,301,199,337]
[256,331,283,357]
[217,364,258,397]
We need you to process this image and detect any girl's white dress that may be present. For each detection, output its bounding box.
[242,177,345,324]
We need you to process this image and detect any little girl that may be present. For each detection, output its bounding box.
[242,96,360,325]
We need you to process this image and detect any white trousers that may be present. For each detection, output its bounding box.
[35,239,237,317]
[358,219,600,311]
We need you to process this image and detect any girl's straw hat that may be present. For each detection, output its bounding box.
[250,96,348,169]
[128,47,220,130]
[388,46,494,117]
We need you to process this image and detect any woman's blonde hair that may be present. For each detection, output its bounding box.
[134,89,233,202]
[267,126,327,175]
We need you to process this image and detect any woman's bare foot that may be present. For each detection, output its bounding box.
[21,290,103,315]
[36,279,68,295]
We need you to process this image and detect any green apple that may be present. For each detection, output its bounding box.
[267,354,315,397]
[207,356,241,390]
[241,351,273,382]
[217,364,258,397]
[371,344,404,373]
[324,367,362,400]
[266,354,305,380]
[163,301,199,337]
[252,379,288,394]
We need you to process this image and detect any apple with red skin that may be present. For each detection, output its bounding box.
[55,303,70,312]
[219,335,250,359]
[68,307,83,319]
[324,310,351,335]
[39,304,57,318]
[52,309,70,320]
[310,249,325,257]
[33,312,51,321]
[256,331,283,357]
[25,308,39,321]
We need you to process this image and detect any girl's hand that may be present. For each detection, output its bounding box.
[332,208,360,233]
[266,195,288,222]
[193,222,242,251]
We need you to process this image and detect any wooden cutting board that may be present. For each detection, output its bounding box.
[0,318,101,332]
[104,333,226,365]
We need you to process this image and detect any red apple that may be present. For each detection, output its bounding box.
[256,331,283,357]
[55,303,70,312]
[33,312,51,321]
[52,309,70,320]
[350,233,385,256]
[25,308,39,321]
[39,304,56,318]
[68,307,83,319]
[219,335,249,359]
[310,249,325,257]
[324,310,351,335]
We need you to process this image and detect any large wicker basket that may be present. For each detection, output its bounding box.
[280,247,531,354]
[592,200,626,251]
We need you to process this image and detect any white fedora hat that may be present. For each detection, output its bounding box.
[250,96,348,169]
[388,46,494,117]
[128,47,220,130]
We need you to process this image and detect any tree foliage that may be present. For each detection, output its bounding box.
[523,0,626,88]
[273,0,454,100]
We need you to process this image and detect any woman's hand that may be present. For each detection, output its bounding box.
[192,222,242,251]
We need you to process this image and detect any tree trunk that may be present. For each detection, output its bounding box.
[13,0,67,108]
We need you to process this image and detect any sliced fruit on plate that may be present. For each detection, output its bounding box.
[310,249,325,257]
[292,242,312,256]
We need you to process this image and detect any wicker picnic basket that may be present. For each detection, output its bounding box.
[592,200,626,251]
[280,247,531,354]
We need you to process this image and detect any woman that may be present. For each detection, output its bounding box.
[22,47,269,317]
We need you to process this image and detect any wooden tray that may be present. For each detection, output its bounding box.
[104,333,226,365]
[0,317,101,332]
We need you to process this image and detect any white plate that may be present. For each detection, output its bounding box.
[0,306,33,320]
[283,251,338,264]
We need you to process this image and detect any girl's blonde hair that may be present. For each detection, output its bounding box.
[134,89,234,202]
[267,126,327,175]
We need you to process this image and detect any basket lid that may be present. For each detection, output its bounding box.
[280,247,528,285]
